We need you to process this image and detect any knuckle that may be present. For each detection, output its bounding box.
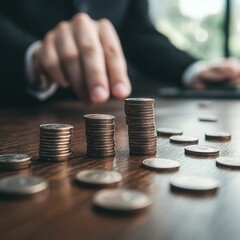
[56,21,68,31]
[99,18,112,28]
[73,13,90,25]
[43,31,54,44]
[81,42,97,56]
[104,45,120,59]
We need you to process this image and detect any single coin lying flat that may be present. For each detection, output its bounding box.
[170,135,198,144]
[93,188,151,213]
[157,128,183,137]
[0,176,48,196]
[198,115,218,122]
[216,157,240,168]
[185,145,219,157]
[170,175,220,193]
[142,158,180,171]
[205,131,231,141]
[75,169,122,187]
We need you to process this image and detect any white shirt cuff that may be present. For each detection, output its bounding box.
[182,61,209,87]
[25,41,58,101]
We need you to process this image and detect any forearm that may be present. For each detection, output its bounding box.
[119,0,197,86]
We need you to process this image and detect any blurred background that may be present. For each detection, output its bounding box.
[149,0,240,60]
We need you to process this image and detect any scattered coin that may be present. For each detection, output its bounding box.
[170,135,198,144]
[0,154,31,170]
[75,169,122,187]
[84,114,115,158]
[216,157,240,168]
[185,145,219,157]
[170,175,220,193]
[198,115,218,122]
[39,123,73,162]
[142,158,180,171]
[157,128,183,137]
[0,176,48,196]
[205,131,231,141]
[93,188,151,213]
[125,98,157,156]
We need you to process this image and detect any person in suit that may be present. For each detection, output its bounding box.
[0,0,240,105]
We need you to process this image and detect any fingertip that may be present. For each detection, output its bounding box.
[112,82,131,99]
[91,86,109,103]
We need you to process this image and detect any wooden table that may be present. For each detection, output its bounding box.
[1,99,240,240]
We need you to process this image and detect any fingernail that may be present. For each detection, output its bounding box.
[113,82,130,98]
[91,86,109,103]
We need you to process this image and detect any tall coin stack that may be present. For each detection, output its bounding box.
[39,124,73,161]
[124,98,157,156]
[84,114,115,158]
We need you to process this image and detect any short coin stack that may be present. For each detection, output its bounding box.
[124,98,157,156]
[39,124,73,161]
[84,114,115,158]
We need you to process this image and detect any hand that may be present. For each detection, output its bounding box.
[192,58,240,89]
[33,13,131,103]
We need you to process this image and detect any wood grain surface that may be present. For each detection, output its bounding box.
[0,99,240,240]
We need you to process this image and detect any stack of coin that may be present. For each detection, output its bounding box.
[124,98,157,156]
[84,114,115,158]
[39,124,73,161]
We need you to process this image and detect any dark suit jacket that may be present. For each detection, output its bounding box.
[0,0,196,105]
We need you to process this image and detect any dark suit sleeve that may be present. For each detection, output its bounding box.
[0,12,38,105]
[119,0,197,86]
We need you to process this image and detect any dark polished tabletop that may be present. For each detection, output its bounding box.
[0,98,240,240]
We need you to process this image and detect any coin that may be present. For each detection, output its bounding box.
[40,123,73,131]
[157,128,183,137]
[40,152,72,161]
[142,158,180,171]
[84,114,115,123]
[93,188,151,212]
[0,176,48,196]
[0,154,31,170]
[170,175,220,193]
[185,145,219,157]
[170,135,198,144]
[205,131,231,141]
[216,157,240,168]
[75,169,122,187]
[198,115,218,122]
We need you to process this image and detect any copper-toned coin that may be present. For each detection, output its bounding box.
[170,175,220,193]
[84,114,115,123]
[157,128,183,137]
[0,176,48,196]
[125,97,154,103]
[170,135,198,144]
[40,134,72,140]
[0,154,32,170]
[75,170,122,187]
[185,145,219,157]
[93,188,151,212]
[198,115,218,122]
[40,123,73,131]
[39,144,70,149]
[40,138,72,144]
[205,131,231,141]
[142,158,180,171]
[216,157,240,168]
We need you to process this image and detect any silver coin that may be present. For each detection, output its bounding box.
[198,115,218,122]
[170,135,198,144]
[75,169,122,186]
[185,145,219,156]
[157,128,183,137]
[170,175,220,192]
[40,123,73,131]
[142,158,180,171]
[93,188,151,212]
[0,176,48,195]
[216,157,240,168]
[205,131,231,141]
[0,154,31,163]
